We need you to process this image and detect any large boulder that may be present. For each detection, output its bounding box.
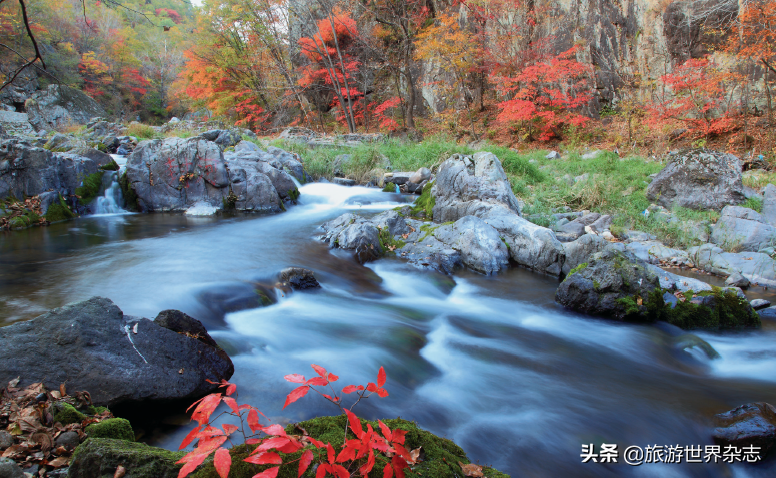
[710,206,776,252]
[646,149,746,210]
[432,152,522,222]
[125,137,303,212]
[25,85,106,132]
[713,402,776,460]
[555,249,760,329]
[426,216,509,274]
[0,138,111,202]
[0,297,234,407]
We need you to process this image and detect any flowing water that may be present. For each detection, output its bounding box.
[1,180,775,477]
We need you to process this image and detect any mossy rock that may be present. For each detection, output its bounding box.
[45,195,77,222]
[85,418,134,442]
[382,182,396,192]
[75,171,104,205]
[643,286,761,330]
[378,226,405,255]
[100,159,120,171]
[69,438,184,478]
[52,402,86,425]
[119,170,139,211]
[409,181,435,219]
[287,187,300,201]
[567,262,587,277]
[191,415,508,478]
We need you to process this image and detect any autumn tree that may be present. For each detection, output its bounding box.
[415,12,480,137]
[647,56,741,140]
[495,45,592,141]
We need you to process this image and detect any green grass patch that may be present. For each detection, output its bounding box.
[126,123,160,140]
[742,196,763,212]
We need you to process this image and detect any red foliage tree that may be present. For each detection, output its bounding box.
[495,46,592,141]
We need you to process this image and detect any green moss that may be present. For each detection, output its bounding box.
[119,171,139,211]
[567,262,587,277]
[9,215,31,229]
[287,187,300,201]
[378,226,406,254]
[222,189,238,211]
[96,142,108,153]
[100,159,120,171]
[70,438,183,478]
[409,181,435,219]
[52,402,86,425]
[191,415,508,478]
[75,171,104,205]
[641,287,761,329]
[743,196,763,212]
[85,418,134,442]
[45,195,77,222]
[382,182,396,192]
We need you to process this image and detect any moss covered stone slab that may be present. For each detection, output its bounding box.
[69,438,183,478]
[85,418,134,442]
[191,415,508,478]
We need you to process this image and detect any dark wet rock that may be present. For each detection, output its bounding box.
[713,402,776,460]
[0,297,233,407]
[25,85,106,132]
[710,206,776,252]
[0,431,12,450]
[195,283,273,322]
[0,458,23,478]
[154,309,219,348]
[54,431,81,451]
[750,299,771,310]
[68,438,183,478]
[759,306,776,321]
[646,149,746,210]
[278,267,321,290]
[332,177,356,186]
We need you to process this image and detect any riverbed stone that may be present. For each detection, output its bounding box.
[278,267,321,290]
[688,243,776,288]
[0,297,233,407]
[713,402,776,460]
[54,431,81,451]
[0,431,12,450]
[750,299,771,310]
[646,149,746,210]
[431,216,509,274]
[710,206,776,252]
[725,272,750,288]
[0,458,23,478]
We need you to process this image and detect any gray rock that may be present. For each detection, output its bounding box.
[409,167,431,184]
[0,110,35,137]
[0,458,23,478]
[68,438,183,478]
[622,230,657,243]
[0,297,233,407]
[759,306,776,321]
[484,209,566,276]
[725,272,750,288]
[710,206,776,252]
[126,137,296,212]
[713,402,776,460]
[761,183,776,226]
[574,173,590,183]
[750,299,771,310]
[688,243,776,287]
[663,292,679,309]
[371,210,409,237]
[332,177,356,186]
[625,241,689,265]
[545,151,561,159]
[44,133,79,152]
[384,171,413,185]
[646,149,746,210]
[0,138,111,202]
[278,267,321,290]
[154,309,219,349]
[431,216,509,274]
[54,431,80,451]
[234,140,260,153]
[581,150,603,160]
[0,431,12,450]
[321,214,382,263]
[25,85,106,132]
[589,214,612,232]
[432,152,522,222]
[561,234,618,275]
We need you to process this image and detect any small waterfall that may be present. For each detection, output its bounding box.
[395,184,400,194]
[93,170,126,215]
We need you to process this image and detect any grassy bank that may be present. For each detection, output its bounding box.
[275,135,727,249]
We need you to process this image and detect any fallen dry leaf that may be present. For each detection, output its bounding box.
[132,323,138,334]
[48,456,69,468]
[114,464,127,478]
[401,233,409,239]
[407,447,422,465]
[59,384,66,397]
[459,462,484,477]
[8,377,20,388]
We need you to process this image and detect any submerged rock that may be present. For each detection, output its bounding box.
[0,297,233,407]
[646,149,746,210]
[713,402,776,460]
[277,267,321,290]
